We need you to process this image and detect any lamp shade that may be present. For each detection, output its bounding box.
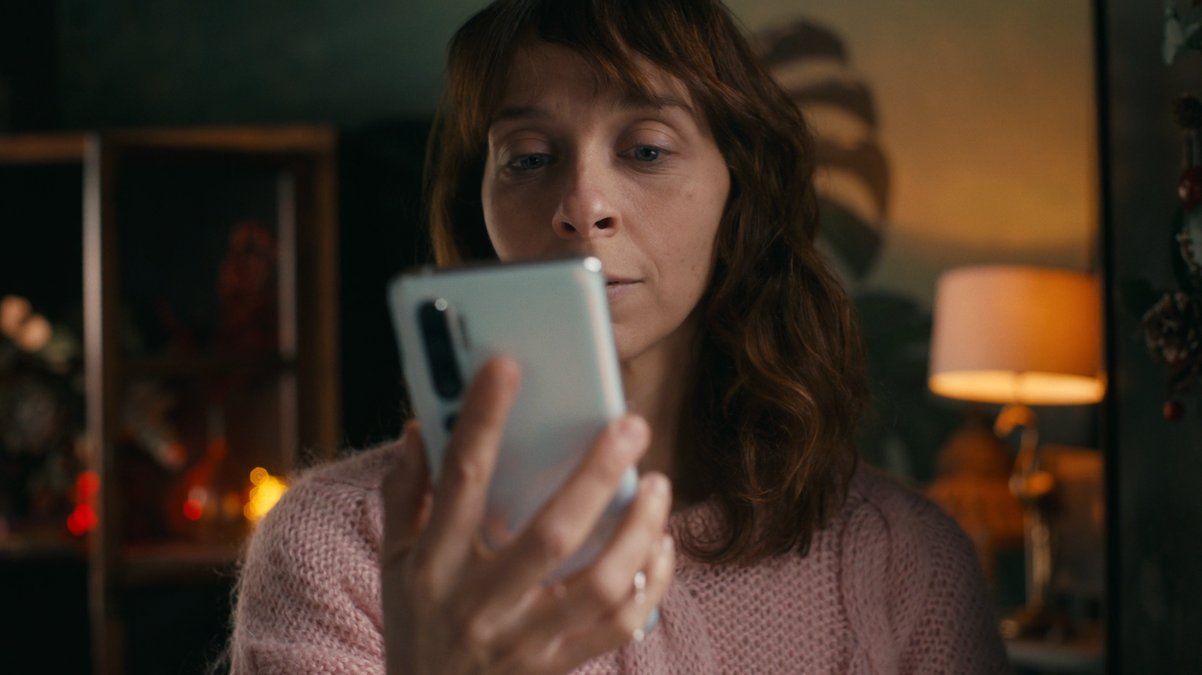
[928,265,1106,405]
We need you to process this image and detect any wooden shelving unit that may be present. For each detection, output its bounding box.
[0,126,341,674]
[118,542,245,587]
[122,354,297,379]
[1006,635,1104,673]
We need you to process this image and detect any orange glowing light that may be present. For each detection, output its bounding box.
[0,295,31,336]
[14,314,52,352]
[244,468,287,523]
[221,491,242,520]
[249,467,268,485]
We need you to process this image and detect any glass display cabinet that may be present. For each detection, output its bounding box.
[0,126,340,674]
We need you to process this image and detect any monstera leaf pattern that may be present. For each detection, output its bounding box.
[756,20,890,280]
[755,20,959,482]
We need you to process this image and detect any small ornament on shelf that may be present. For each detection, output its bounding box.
[1164,0,1202,66]
[216,219,279,358]
[1173,95,1202,279]
[1164,399,1187,421]
[0,295,86,540]
[1124,94,1202,421]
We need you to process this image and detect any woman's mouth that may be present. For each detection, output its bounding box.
[605,279,641,301]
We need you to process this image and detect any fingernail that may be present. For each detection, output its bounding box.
[494,356,521,382]
[617,415,648,444]
[646,473,669,498]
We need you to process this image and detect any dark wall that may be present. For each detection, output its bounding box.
[40,2,456,449]
[55,0,485,129]
[336,120,432,449]
[0,2,59,130]
[1100,0,1202,670]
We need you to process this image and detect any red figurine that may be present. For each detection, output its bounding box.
[1179,166,1202,212]
[1164,399,1186,422]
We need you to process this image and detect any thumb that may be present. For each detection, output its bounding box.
[382,420,432,561]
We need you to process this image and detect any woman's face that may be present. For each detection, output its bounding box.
[481,43,731,362]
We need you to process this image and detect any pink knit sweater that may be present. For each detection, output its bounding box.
[230,438,1009,673]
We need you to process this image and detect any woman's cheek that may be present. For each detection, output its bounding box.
[485,181,522,231]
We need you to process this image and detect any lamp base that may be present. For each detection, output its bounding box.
[1000,601,1077,642]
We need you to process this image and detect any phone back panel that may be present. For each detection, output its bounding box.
[387,257,633,579]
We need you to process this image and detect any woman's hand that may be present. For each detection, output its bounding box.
[381,356,675,675]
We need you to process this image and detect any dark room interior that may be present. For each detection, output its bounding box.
[1,1,1200,673]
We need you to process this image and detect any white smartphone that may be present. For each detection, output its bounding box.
[387,256,638,582]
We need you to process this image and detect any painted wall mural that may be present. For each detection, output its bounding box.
[732,1,1098,481]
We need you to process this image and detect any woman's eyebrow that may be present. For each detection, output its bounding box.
[616,92,695,117]
[490,104,550,126]
[489,92,695,129]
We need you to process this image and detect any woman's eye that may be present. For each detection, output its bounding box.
[629,146,662,162]
[507,154,552,171]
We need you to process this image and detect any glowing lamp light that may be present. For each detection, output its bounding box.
[244,467,287,523]
[927,265,1105,637]
[928,265,1106,406]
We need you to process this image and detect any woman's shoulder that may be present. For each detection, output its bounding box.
[231,441,404,670]
[833,463,1006,672]
[242,440,403,557]
[833,463,977,624]
[838,462,969,552]
[297,438,405,492]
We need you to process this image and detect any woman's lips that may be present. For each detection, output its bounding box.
[605,280,641,301]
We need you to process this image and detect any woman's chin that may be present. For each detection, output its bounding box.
[611,325,642,365]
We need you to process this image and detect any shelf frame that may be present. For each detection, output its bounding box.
[0,125,341,675]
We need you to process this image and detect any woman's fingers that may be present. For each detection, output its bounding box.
[533,531,675,674]
[493,471,672,652]
[480,414,650,610]
[411,357,522,586]
[608,532,674,641]
[381,421,432,565]
[381,421,435,675]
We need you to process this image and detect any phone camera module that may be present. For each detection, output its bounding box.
[418,299,464,399]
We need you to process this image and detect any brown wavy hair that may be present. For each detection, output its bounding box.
[425,0,868,564]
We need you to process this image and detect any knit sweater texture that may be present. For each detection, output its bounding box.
[230,437,1010,673]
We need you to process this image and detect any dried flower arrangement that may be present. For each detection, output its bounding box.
[1124,95,1202,421]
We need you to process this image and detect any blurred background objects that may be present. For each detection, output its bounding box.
[0,0,1196,673]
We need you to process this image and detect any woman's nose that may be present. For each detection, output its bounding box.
[551,161,619,239]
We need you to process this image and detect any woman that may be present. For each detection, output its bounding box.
[231,0,1009,672]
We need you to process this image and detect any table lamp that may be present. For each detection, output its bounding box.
[928,265,1106,639]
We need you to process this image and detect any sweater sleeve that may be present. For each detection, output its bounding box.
[230,467,387,674]
[841,469,1010,674]
[897,500,1010,674]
